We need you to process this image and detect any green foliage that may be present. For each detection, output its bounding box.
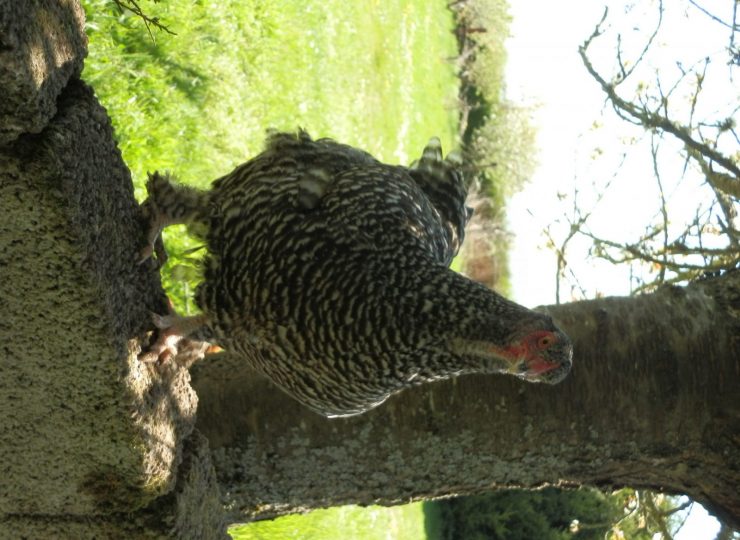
[469,102,538,200]
[83,0,460,183]
[453,0,511,120]
[425,488,614,540]
[453,0,536,200]
[229,503,427,540]
[81,0,460,312]
[444,0,537,295]
[603,489,695,540]
[424,488,704,540]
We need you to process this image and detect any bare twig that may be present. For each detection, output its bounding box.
[579,19,740,178]
[546,148,624,303]
[731,1,739,65]
[687,0,740,30]
[686,58,710,131]
[651,135,669,284]
[619,0,664,83]
[585,231,738,271]
[112,0,176,40]
[685,145,740,247]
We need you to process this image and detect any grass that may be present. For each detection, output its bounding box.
[82,0,460,312]
[230,502,429,540]
[82,0,459,193]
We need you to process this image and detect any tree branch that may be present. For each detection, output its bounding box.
[687,0,740,30]
[651,135,669,284]
[579,20,740,179]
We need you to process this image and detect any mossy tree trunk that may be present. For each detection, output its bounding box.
[0,2,224,537]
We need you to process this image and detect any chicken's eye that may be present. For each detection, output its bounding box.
[538,335,554,349]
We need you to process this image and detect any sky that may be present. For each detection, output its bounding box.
[503,1,733,538]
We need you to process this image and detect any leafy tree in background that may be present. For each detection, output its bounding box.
[448,0,537,295]
[430,487,614,540]
[429,487,700,540]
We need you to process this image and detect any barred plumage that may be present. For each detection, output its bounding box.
[140,131,572,417]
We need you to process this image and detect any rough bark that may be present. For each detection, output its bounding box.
[192,271,740,528]
[0,1,226,537]
[0,0,87,145]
